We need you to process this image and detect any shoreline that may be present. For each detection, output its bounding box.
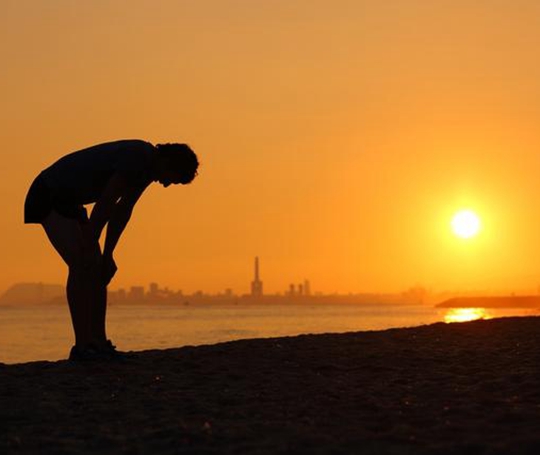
[2,317,540,454]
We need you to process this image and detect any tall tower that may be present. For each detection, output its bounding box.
[251,256,263,297]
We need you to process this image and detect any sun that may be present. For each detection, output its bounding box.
[451,209,481,239]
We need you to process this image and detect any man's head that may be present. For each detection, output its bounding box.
[153,143,199,187]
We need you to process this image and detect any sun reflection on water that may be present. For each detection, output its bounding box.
[444,308,491,323]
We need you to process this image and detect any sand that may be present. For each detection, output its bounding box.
[1,317,540,454]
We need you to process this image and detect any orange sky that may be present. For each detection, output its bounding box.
[2,1,540,295]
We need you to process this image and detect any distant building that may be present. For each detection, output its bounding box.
[149,282,159,297]
[129,286,145,301]
[289,284,296,296]
[304,280,311,296]
[251,256,263,297]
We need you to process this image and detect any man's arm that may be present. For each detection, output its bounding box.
[100,181,147,285]
[87,173,131,242]
[102,183,146,259]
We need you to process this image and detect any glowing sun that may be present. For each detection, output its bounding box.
[451,210,481,239]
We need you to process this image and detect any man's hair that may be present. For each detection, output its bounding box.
[156,143,199,184]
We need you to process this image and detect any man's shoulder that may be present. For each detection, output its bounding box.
[116,139,154,150]
[80,139,154,153]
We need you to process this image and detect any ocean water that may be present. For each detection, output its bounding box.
[0,303,537,364]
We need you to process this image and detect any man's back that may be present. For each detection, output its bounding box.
[40,139,155,205]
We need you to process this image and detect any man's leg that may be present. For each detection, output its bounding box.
[90,250,108,345]
[41,210,99,348]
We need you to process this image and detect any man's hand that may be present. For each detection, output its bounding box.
[102,254,118,285]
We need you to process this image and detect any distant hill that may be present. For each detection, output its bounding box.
[436,295,540,309]
[0,282,64,305]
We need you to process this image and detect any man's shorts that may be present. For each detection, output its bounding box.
[24,174,88,224]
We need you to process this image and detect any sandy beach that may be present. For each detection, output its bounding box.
[2,316,540,454]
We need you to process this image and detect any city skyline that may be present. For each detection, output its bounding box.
[4,252,540,300]
[5,254,539,306]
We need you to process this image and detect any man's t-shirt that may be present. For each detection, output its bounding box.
[40,139,155,206]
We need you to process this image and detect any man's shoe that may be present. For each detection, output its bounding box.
[69,340,136,361]
[101,339,136,360]
[68,344,101,361]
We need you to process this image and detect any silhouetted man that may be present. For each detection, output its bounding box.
[24,140,199,361]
